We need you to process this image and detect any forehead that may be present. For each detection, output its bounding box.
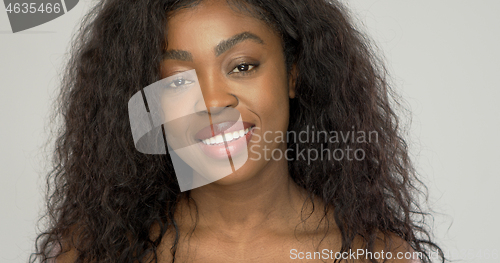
[165,0,280,53]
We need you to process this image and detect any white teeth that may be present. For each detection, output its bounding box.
[201,127,252,145]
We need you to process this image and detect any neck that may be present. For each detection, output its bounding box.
[181,157,307,238]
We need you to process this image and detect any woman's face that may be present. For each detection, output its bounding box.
[160,0,295,187]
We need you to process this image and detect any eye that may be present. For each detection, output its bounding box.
[167,78,194,89]
[230,63,256,74]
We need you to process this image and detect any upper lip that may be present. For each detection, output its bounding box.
[195,121,255,141]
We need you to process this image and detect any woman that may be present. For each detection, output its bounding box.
[31,0,445,262]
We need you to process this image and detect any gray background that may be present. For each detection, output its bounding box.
[1,0,498,262]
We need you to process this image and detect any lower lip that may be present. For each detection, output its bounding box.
[197,127,254,160]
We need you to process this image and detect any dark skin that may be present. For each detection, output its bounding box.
[56,0,418,262]
[156,0,336,261]
[154,0,418,262]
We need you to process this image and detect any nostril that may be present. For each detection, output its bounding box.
[230,93,239,106]
[202,94,238,111]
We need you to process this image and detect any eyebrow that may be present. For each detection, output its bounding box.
[162,50,193,62]
[162,31,264,61]
[214,31,264,57]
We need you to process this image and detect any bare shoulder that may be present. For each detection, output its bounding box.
[52,225,80,263]
[371,233,422,263]
[54,246,78,263]
[345,232,422,263]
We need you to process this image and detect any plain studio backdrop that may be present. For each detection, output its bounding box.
[1,0,498,262]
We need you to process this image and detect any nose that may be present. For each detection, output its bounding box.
[194,71,238,115]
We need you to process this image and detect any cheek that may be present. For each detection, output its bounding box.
[253,77,290,129]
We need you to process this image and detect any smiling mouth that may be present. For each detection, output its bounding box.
[195,121,255,145]
[200,126,253,145]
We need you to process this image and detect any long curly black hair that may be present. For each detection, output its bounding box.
[30,0,445,262]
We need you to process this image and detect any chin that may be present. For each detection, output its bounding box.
[207,159,261,187]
